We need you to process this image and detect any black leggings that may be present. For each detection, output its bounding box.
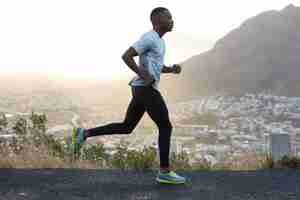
[86,86,172,168]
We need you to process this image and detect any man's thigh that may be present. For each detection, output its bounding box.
[145,89,171,126]
[123,88,146,126]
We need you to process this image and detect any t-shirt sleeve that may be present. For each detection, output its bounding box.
[131,34,154,55]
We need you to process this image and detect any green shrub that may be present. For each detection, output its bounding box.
[170,150,191,170]
[277,155,300,168]
[9,111,67,159]
[259,154,300,169]
[44,135,67,159]
[110,141,158,170]
[258,154,300,169]
[13,118,28,135]
[110,140,129,169]
[253,153,273,169]
[81,143,108,162]
[0,113,8,131]
[126,146,158,171]
[29,110,47,133]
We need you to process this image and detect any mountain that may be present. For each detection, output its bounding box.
[3,5,300,105]
[161,4,300,100]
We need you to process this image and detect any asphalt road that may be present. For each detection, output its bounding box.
[1,168,300,200]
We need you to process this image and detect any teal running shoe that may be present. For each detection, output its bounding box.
[72,127,86,154]
[156,170,186,184]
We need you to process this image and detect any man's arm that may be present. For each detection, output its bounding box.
[122,47,154,85]
[122,47,140,75]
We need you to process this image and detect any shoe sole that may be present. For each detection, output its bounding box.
[156,177,186,184]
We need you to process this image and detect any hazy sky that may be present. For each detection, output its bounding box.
[0,1,299,80]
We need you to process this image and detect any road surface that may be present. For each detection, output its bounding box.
[1,168,300,200]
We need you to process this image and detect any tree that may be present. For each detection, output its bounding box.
[13,118,27,135]
[0,113,8,132]
[29,111,47,133]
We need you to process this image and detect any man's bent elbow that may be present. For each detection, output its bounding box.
[122,47,138,61]
[122,52,128,62]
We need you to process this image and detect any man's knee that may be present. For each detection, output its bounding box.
[125,128,134,134]
[122,123,135,134]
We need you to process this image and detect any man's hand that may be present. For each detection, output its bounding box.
[138,68,155,86]
[172,64,182,74]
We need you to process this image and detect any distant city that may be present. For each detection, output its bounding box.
[2,92,300,166]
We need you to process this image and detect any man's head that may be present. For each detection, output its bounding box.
[150,7,174,32]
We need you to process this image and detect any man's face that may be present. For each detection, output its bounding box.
[158,10,174,32]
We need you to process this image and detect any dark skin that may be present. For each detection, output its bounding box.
[122,10,182,86]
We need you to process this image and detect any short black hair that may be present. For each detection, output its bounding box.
[150,7,169,21]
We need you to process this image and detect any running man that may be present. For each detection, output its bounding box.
[72,7,186,184]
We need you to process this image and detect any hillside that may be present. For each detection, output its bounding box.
[162,4,300,100]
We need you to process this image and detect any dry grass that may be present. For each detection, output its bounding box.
[222,152,268,170]
[0,139,298,170]
[0,142,108,169]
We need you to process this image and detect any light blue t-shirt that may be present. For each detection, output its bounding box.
[129,30,166,90]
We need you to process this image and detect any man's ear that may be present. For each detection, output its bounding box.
[151,15,160,26]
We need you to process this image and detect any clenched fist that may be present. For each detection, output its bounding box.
[172,64,182,74]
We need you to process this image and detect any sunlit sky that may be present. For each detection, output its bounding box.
[0,1,299,80]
